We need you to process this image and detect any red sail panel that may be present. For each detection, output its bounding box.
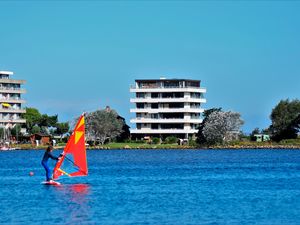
[53,114,88,180]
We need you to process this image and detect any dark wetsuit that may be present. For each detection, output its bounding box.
[41,151,59,181]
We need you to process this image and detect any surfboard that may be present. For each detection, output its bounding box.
[42,180,61,186]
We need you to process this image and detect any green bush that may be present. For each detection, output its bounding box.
[126,139,146,144]
[165,136,178,144]
[188,139,197,146]
[152,137,160,144]
[279,138,300,145]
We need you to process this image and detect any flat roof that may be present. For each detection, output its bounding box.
[135,79,200,82]
[0,71,13,75]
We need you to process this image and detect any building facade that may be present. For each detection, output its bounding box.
[130,78,206,140]
[0,71,26,130]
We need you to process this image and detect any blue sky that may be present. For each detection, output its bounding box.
[1,1,300,133]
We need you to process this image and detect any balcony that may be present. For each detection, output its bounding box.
[0,108,26,113]
[130,108,205,113]
[130,86,206,93]
[0,79,26,84]
[130,97,206,103]
[0,118,26,123]
[130,128,198,134]
[130,118,203,124]
[0,98,26,104]
[0,87,26,94]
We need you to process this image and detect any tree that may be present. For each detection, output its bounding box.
[55,122,70,140]
[85,109,124,145]
[197,109,244,146]
[269,99,300,141]
[39,114,58,127]
[21,107,61,135]
[22,107,42,133]
[202,111,228,145]
[31,125,41,134]
[223,111,244,141]
[250,127,260,141]
[116,115,130,142]
[197,108,222,144]
[11,124,22,137]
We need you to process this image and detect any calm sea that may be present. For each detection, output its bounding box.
[0,149,299,225]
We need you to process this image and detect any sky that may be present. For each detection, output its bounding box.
[0,1,300,133]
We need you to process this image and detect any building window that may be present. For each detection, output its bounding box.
[151,103,159,109]
[137,93,145,98]
[151,124,158,129]
[137,103,145,109]
[151,93,159,98]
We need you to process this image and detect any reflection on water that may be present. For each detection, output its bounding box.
[51,183,93,224]
[69,183,90,195]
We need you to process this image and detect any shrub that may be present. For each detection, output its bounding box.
[165,136,178,144]
[152,137,160,144]
[188,139,197,147]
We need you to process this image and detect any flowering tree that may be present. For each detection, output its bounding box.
[85,109,124,145]
[198,110,244,145]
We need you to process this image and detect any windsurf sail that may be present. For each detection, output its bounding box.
[53,114,88,180]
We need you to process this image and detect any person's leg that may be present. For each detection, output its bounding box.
[42,162,51,181]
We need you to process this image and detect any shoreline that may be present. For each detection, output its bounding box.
[3,144,300,151]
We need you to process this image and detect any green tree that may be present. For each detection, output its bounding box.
[39,114,58,128]
[11,124,22,137]
[269,99,300,141]
[22,107,59,135]
[22,107,42,133]
[116,115,130,142]
[250,127,261,141]
[55,122,70,139]
[31,125,41,134]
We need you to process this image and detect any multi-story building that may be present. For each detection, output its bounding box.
[130,78,206,140]
[0,71,26,129]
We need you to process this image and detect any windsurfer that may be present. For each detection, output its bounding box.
[41,145,61,182]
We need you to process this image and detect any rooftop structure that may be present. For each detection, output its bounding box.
[130,78,206,140]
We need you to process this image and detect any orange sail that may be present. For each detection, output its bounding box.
[53,114,88,180]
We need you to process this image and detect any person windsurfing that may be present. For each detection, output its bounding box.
[41,145,61,182]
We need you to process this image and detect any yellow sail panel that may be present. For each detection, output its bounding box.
[75,131,84,144]
[76,117,85,130]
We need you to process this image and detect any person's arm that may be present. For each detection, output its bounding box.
[48,152,59,160]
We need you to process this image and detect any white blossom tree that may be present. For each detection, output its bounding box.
[85,109,123,145]
[202,111,244,145]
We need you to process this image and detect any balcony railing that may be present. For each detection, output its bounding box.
[0,118,26,123]
[0,87,25,91]
[130,108,205,113]
[1,97,22,100]
[130,97,206,103]
[130,118,203,124]
[0,108,26,113]
[131,85,206,89]
[130,128,198,134]
[0,79,26,84]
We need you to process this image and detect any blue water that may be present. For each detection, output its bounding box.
[0,149,300,224]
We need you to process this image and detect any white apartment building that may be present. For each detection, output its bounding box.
[0,71,26,129]
[130,78,206,140]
